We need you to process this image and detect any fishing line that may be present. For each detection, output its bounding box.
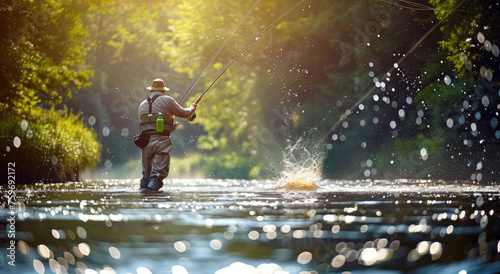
[324,0,466,139]
[196,0,307,103]
[201,24,272,102]
[179,0,261,105]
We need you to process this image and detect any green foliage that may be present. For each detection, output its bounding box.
[0,0,93,112]
[0,108,101,183]
[430,0,500,80]
[0,0,100,183]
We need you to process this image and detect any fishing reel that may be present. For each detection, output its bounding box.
[187,112,196,122]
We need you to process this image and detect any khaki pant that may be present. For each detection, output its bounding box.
[141,135,172,182]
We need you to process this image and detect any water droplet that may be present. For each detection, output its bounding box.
[446,118,454,128]
[51,229,60,239]
[137,267,153,274]
[102,127,110,137]
[444,75,451,85]
[471,123,477,132]
[485,69,493,82]
[121,128,129,137]
[417,241,430,255]
[390,121,397,129]
[33,259,45,274]
[76,226,87,239]
[480,66,487,78]
[366,159,373,167]
[297,251,313,264]
[109,247,121,259]
[13,136,21,148]
[20,120,28,131]
[18,240,29,255]
[172,265,188,274]
[491,117,498,128]
[482,95,490,108]
[78,243,90,256]
[174,241,186,252]
[484,40,492,52]
[393,63,398,68]
[475,112,481,120]
[210,239,222,250]
[331,255,346,268]
[465,60,473,70]
[88,115,96,126]
[459,115,466,125]
[248,231,259,240]
[420,148,428,160]
[104,159,113,169]
[37,244,51,259]
[492,44,499,57]
[360,248,378,266]
[477,32,485,43]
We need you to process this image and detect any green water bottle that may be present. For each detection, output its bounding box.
[156,114,164,133]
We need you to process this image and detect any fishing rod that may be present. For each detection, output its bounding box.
[192,0,307,106]
[179,0,261,105]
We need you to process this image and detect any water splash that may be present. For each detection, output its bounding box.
[275,138,324,191]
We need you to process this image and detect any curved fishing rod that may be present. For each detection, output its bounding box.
[179,0,261,105]
[194,0,307,104]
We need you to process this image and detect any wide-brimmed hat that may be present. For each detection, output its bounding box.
[146,78,170,91]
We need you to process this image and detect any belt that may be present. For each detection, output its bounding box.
[141,130,170,136]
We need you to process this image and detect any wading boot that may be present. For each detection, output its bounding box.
[140,177,149,192]
[141,178,163,192]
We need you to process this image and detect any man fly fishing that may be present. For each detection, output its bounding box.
[134,0,305,192]
[136,78,197,192]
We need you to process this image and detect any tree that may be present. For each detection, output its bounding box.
[0,0,100,183]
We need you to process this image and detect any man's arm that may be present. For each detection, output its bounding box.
[166,97,196,118]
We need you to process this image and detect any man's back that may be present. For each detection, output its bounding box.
[138,91,192,133]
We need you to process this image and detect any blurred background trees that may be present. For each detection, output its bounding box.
[1,0,498,183]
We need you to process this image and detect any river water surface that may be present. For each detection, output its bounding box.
[1,179,500,274]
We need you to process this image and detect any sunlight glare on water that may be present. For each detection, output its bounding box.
[2,179,500,273]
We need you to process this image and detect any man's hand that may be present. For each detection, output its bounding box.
[189,102,197,116]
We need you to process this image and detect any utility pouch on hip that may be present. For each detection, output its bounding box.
[134,133,151,148]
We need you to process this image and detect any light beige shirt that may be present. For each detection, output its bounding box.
[138,91,193,133]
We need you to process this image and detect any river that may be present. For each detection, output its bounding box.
[1,179,499,273]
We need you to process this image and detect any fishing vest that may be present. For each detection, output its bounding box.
[140,95,173,134]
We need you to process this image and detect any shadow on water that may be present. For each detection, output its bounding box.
[1,179,500,274]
